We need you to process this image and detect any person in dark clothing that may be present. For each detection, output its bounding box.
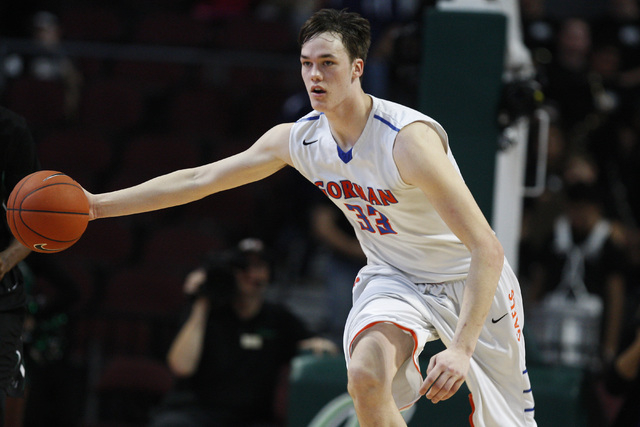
[149,238,337,427]
[528,182,628,368]
[604,304,640,427]
[20,252,83,427]
[0,106,40,426]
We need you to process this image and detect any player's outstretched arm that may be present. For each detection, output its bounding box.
[85,124,293,220]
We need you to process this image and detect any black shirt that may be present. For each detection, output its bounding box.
[164,301,312,425]
[0,106,40,310]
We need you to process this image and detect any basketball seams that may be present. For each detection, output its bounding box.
[16,212,80,243]
[8,208,26,247]
[18,182,88,215]
[13,209,88,215]
[5,175,32,248]
[7,168,36,210]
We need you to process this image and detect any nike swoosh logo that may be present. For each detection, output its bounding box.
[491,313,508,323]
[302,139,318,146]
[34,243,59,252]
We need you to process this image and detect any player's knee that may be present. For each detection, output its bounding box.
[347,363,386,401]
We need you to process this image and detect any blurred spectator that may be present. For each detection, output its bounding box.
[327,0,425,104]
[191,0,253,21]
[603,304,640,427]
[592,0,640,92]
[527,182,627,369]
[254,0,327,30]
[520,0,557,65]
[1,11,83,122]
[587,103,640,228]
[29,11,82,121]
[588,42,625,117]
[539,18,595,139]
[519,134,594,280]
[149,238,337,427]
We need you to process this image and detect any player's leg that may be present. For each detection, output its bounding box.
[347,322,414,426]
[344,267,436,425]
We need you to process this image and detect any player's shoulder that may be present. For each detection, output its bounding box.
[257,122,294,146]
[269,122,295,136]
[295,109,323,123]
[291,110,324,133]
[371,96,433,131]
[372,96,449,146]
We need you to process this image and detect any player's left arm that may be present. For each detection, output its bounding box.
[393,121,504,404]
[0,239,31,280]
[87,123,293,220]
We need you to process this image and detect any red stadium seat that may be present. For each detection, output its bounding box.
[140,223,225,272]
[168,87,232,137]
[37,128,113,188]
[90,355,173,426]
[3,77,67,128]
[79,78,145,132]
[112,60,189,92]
[135,12,213,46]
[59,6,125,42]
[101,265,185,316]
[105,133,201,193]
[218,17,295,52]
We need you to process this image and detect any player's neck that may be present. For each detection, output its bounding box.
[327,91,372,151]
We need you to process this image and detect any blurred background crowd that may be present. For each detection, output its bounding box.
[0,0,639,426]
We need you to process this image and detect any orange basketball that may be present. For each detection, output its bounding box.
[6,171,89,253]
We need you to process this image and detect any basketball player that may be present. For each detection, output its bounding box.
[0,107,40,426]
[84,9,536,426]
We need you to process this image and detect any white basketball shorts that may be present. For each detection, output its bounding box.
[343,261,537,427]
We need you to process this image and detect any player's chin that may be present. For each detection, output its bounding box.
[309,97,328,112]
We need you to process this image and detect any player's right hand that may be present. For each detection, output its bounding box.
[82,188,97,221]
[420,347,469,404]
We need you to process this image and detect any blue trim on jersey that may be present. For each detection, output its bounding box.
[374,114,401,132]
[523,389,532,393]
[524,408,535,412]
[337,145,353,163]
[296,114,322,123]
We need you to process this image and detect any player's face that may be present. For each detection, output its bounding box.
[300,32,362,112]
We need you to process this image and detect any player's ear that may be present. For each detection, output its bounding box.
[352,58,364,80]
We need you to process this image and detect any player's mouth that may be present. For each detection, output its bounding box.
[310,86,326,97]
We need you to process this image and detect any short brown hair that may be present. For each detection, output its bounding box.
[298,8,371,63]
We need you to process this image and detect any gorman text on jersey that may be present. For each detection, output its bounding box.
[314,179,398,206]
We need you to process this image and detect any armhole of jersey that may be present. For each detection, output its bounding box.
[392,119,450,187]
[288,121,301,172]
[422,120,450,155]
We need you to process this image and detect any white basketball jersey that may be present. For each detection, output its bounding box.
[289,96,472,283]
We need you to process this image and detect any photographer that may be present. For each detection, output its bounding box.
[149,238,337,427]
